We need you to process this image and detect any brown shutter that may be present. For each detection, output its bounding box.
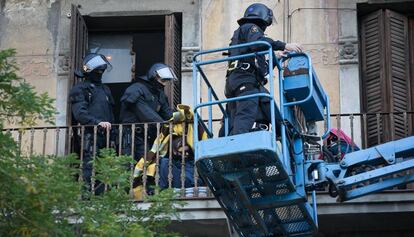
[164,13,182,109]
[361,9,412,147]
[360,10,387,147]
[67,4,88,124]
[384,10,412,140]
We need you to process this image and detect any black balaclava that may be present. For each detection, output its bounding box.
[86,70,104,84]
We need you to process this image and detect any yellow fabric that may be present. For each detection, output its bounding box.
[133,185,144,200]
[133,104,207,200]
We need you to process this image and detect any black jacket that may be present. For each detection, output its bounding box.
[69,81,115,125]
[119,81,173,123]
[227,23,286,92]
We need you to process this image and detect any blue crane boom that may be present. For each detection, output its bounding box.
[191,41,414,237]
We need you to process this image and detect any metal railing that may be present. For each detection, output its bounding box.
[4,111,414,200]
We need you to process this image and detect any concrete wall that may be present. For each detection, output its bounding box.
[0,0,61,127]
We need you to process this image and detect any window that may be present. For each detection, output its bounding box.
[359,8,414,147]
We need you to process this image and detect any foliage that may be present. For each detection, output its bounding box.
[0,49,55,127]
[0,49,182,237]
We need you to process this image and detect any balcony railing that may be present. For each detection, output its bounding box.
[4,111,414,200]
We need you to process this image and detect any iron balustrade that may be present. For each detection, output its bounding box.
[3,111,414,200]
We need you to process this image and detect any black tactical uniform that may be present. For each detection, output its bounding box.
[119,63,175,161]
[225,3,287,135]
[69,53,114,194]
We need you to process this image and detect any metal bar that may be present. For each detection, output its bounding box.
[155,123,161,191]
[42,128,47,156]
[193,154,199,197]
[224,116,229,137]
[208,87,213,133]
[29,128,35,156]
[168,123,173,189]
[350,114,355,152]
[118,124,123,155]
[267,47,277,149]
[363,113,368,149]
[322,98,331,139]
[55,127,60,156]
[192,60,199,159]
[337,114,341,158]
[195,93,273,110]
[67,126,73,155]
[142,123,148,198]
[311,172,318,225]
[106,127,110,148]
[92,125,97,194]
[17,130,22,157]
[293,138,305,197]
[389,112,395,141]
[195,50,270,67]
[130,124,136,198]
[181,122,186,197]
[278,57,291,175]
[193,41,271,62]
[79,126,85,183]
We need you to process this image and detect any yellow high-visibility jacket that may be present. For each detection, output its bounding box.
[133,104,207,199]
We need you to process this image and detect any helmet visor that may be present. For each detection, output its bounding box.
[84,55,113,73]
[155,67,178,81]
[271,14,277,25]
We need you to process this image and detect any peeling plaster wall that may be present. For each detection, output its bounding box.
[0,0,61,126]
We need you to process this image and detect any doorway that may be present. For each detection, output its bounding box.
[68,5,182,124]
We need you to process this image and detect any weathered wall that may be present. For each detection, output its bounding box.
[0,0,364,138]
[0,0,61,126]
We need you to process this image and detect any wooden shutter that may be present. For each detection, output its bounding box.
[360,9,412,147]
[164,13,182,108]
[360,10,387,146]
[384,10,412,140]
[67,4,88,124]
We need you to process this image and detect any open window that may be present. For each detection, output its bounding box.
[68,5,182,124]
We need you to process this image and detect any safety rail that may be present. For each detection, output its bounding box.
[192,41,278,152]
[3,111,414,200]
[4,122,211,200]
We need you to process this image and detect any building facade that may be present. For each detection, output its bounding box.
[1,0,414,236]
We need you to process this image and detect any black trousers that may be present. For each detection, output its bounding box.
[224,72,280,136]
[228,83,260,135]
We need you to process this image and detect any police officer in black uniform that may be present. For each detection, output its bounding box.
[69,53,115,194]
[119,63,177,161]
[226,3,303,135]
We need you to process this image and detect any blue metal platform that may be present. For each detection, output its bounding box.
[196,131,317,237]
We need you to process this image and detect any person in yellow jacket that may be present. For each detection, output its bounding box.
[132,104,207,200]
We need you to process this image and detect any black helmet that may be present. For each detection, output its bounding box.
[146,63,178,81]
[75,53,112,78]
[237,3,275,26]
